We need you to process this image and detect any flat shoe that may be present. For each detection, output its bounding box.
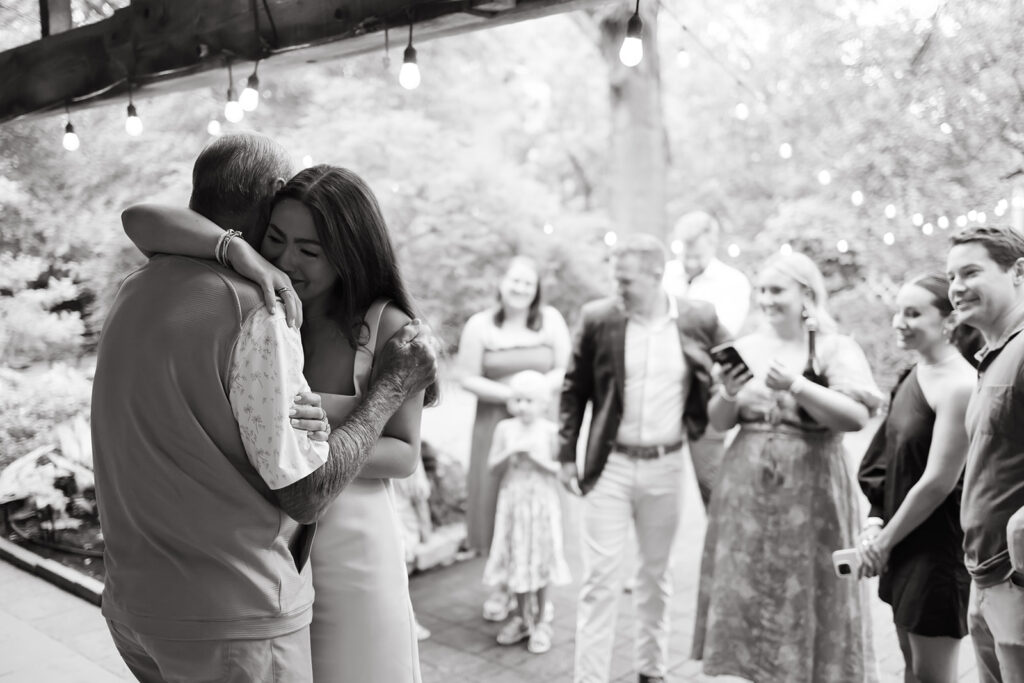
[496,616,532,645]
[527,622,552,654]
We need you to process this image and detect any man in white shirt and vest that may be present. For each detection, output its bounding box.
[559,234,730,683]
[91,133,437,682]
[663,211,751,507]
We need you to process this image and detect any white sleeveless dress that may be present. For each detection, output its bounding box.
[310,300,422,682]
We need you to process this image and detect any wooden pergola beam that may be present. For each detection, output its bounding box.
[0,0,605,125]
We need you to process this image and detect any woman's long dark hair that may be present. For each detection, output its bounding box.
[276,165,438,404]
[907,272,984,367]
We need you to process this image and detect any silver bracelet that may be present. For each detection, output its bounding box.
[215,229,242,266]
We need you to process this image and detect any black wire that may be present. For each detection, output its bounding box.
[635,0,640,14]
[260,0,279,48]
[407,18,414,47]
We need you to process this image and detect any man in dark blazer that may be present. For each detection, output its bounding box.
[558,233,730,683]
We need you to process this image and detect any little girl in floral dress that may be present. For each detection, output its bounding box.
[483,370,571,654]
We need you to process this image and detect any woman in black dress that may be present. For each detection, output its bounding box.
[858,273,981,683]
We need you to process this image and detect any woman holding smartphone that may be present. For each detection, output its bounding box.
[691,251,883,682]
[857,273,979,683]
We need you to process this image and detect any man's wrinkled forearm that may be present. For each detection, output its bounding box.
[275,376,407,523]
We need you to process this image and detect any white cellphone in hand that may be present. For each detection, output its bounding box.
[831,548,860,578]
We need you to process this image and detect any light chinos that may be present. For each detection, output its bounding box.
[575,449,686,683]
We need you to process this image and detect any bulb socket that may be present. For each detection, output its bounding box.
[65,121,75,134]
[127,103,138,118]
[403,45,417,65]
[626,12,643,39]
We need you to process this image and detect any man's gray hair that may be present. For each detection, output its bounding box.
[188,133,293,226]
[673,211,721,243]
[613,233,668,274]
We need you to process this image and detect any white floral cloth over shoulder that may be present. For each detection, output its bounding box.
[228,307,329,490]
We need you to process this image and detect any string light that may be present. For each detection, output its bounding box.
[778,143,792,159]
[301,154,313,167]
[543,222,555,235]
[670,239,683,255]
[675,48,691,68]
[995,199,1008,217]
[780,242,793,255]
[956,215,968,228]
[837,239,849,253]
[62,106,79,151]
[727,243,741,258]
[967,209,978,222]
[912,212,924,227]
[604,231,618,247]
[850,190,864,206]
[937,215,949,229]
[240,62,260,112]
[224,62,244,122]
[734,103,749,120]
[883,231,895,245]
[884,204,897,219]
[977,211,987,223]
[922,222,934,235]
[619,0,644,67]
[399,21,421,90]
[940,122,952,135]
[207,119,222,136]
[817,170,832,185]
[124,82,143,136]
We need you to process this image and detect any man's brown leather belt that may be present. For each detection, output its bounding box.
[614,440,684,460]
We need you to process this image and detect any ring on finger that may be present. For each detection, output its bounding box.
[275,286,292,295]
[320,418,329,433]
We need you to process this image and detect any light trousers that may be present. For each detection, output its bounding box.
[574,450,685,683]
[969,575,1024,683]
[107,619,313,683]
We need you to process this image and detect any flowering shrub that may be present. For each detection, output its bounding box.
[0,364,93,470]
[0,253,86,367]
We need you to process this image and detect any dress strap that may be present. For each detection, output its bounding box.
[352,299,391,396]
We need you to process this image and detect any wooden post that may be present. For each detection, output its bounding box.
[39,0,72,38]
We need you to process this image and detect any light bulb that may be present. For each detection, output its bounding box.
[938,215,949,229]
[240,73,260,111]
[619,13,643,67]
[125,104,143,136]
[543,223,554,235]
[224,89,244,123]
[400,46,420,89]
[675,49,691,68]
[883,232,895,245]
[922,223,934,235]
[207,119,222,136]
[912,212,924,226]
[885,204,897,219]
[62,122,80,151]
[734,103,749,120]
[956,215,968,227]
[727,243,741,258]
[604,231,618,247]
[780,243,793,256]
[851,190,864,206]
[778,143,793,159]
[837,239,849,253]
[817,170,831,185]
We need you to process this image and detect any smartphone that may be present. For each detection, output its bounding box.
[710,342,750,374]
[831,548,861,578]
